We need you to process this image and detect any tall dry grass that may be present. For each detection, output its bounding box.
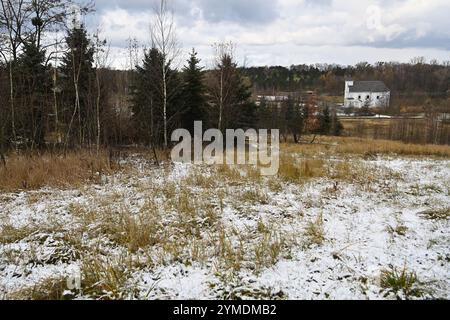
[335,137,450,157]
[0,150,113,192]
[283,136,450,158]
[278,155,326,183]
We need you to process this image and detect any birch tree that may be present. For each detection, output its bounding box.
[212,42,234,131]
[93,29,109,153]
[207,42,254,131]
[149,0,180,149]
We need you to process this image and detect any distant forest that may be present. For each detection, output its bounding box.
[241,60,450,108]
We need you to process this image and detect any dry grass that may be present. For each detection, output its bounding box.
[216,164,242,183]
[0,224,37,244]
[303,213,326,247]
[340,117,450,146]
[336,138,450,157]
[239,188,269,205]
[1,136,446,300]
[6,277,69,300]
[282,136,450,158]
[71,201,162,254]
[277,155,379,188]
[278,155,326,184]
[81,253,134,300]
[215,229,245,272]
[418,208,450,220]
[184,170,218,189]
[380,266,424,299]
[267,178,284,193]
[254,222,288,272]
[386,224,409,237]
[0,150,115,192]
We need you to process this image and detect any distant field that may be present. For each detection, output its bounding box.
[340,117,450,145]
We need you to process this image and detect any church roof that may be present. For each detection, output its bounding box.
[349,81,390,93]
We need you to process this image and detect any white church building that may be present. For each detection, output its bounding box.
[344,81,390,109]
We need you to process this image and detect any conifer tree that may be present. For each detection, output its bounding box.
[318,105,332,135]
[16,40,51,147]
[331,111,344,136]
[181,49,206,134]
[207,46,256,130]
[131,48,163,145]
[60,25,95,147]
[131,47,182,146]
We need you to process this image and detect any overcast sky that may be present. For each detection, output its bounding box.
[90,0,450,69]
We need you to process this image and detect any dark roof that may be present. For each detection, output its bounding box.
[349,81,389,93]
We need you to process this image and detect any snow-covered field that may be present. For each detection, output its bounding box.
[0,151,449,300]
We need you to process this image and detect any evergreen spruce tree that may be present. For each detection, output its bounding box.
[16,41,51,147]
[208,52,256,130]
[287,97,304,142]
[131,48,163,144]
[131,47,182,146]
[318,105,332,135]
[60,25,95,146]
[234,75,258,129]
[257,97,271,129]
[181,49,206,134]
[331,111,344,136]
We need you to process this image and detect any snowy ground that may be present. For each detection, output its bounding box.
[0,152,449,300]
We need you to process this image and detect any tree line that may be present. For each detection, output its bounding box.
[1,0,341,157]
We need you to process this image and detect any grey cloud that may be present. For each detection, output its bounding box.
[364,34,450,51]
[89,0,449,67]
[95,0,279,25]
[304,0,332,7]
[95,0,192,14]
[197,0,279,24]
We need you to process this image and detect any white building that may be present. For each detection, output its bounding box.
[344,81,390,109]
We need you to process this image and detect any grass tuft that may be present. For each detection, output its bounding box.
[419,208,450,220]
[6,277,70,300]
[81,254,133,300]
[303,213,326,247]
[380,267,424,299]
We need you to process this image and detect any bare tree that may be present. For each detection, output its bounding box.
[0,31,7,163]
[64,27,86,151]
[93,29,110,154]
[149,0,180,148]
[0,22,8,63]
[0,0,29,59]
[208,42,236,131]
[126,37,140,72]
[50,34,63,145]
[0,0,30,143]
[29,0,67,50]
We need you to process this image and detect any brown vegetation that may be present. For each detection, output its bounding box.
[340,117,450,145]
[283,136,450,158]
[0,150,114,192]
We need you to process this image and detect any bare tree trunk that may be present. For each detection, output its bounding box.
[52,66,60,145]
[150,0,180,150]
[150,97,154,143]
[0,151,5,167]
[212,42,235,132]
[1,0,29,146]
[162,62,167,148]
[219,68,223,131]
[64,51,82,152]
[77,82,81,146]
[96,70,101,154]
[9,60,16,142]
